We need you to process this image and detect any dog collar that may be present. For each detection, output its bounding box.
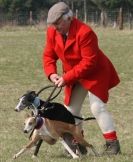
[33,97,40,108]
[35,117,43,129]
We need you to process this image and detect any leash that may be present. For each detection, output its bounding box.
[73,115,96,121]
[29,128,35,139]
[29,85,61,138]
[37,84,95,121]
[29,115,44,139]
[37,84,62,103]
[45,85,60,103]
[29,85,62,139]
[29,115,38,139]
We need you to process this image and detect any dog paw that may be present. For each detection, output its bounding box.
[32,155,37,159]
[73,155,79,159]
[13,154,17,159]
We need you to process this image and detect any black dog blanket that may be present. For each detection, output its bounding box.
[38,101,75,124]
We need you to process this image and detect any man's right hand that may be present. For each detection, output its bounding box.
[49,74,60,84]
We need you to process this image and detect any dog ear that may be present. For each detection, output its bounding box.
[27,91,37,102]
[24,113,31,118]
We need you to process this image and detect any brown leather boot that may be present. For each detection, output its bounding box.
[104,140,121,155]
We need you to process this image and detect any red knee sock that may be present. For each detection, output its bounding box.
[103,131,117,141]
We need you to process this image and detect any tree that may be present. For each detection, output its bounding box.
[105,0,133,29]
[0,0,12,12]
[91,0,108,27]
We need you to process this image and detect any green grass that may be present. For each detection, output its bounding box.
[0,26,133,162]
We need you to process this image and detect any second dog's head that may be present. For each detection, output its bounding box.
[24,115,43,133]
[15,91,40,112]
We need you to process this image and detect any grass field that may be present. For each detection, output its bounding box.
[0,26,133,162]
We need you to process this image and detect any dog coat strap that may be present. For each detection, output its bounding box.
[35,117,43,129]
[38,119,54,138]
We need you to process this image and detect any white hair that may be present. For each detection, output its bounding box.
[62,10,73,21]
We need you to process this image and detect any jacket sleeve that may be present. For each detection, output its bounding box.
[43,28,58,78]
[63,30,99,84]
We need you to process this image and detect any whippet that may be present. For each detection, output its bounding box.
[13,115,99,159]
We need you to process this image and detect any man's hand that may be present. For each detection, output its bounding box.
[55,77,65,87]
[50,74,65,87]
[49,74,60,84]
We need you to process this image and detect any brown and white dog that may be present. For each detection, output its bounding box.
[13,115,98,159]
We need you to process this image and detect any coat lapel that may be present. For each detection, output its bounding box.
[55,33,64,49]
[65,20,76,51]
[55,18,77,51]
[65,35,75,51]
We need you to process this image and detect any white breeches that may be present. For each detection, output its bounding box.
[65,83,115,134]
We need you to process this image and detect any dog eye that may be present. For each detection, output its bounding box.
[22,101,26,105]
[29,122,32,125]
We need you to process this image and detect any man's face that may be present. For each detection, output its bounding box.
[52,17,71,34]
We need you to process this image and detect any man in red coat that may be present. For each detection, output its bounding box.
[43,2,121,155]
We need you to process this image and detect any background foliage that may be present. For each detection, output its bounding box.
[0,0,133,29]
[0,0,133,16]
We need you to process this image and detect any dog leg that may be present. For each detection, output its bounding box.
[13,148,26,159]
[74,136,99,156]
[60,139,79,159]
[75,138,99,156]
[72,130,99,157]
[33,139,43,156]
[13,137,39,159]
[89,145,99,157]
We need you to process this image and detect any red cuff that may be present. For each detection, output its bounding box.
[103,131,117,141]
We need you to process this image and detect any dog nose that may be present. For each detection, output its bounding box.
[14,109,18,112]
[23,130,28,133]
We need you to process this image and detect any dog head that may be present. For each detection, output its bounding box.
[23,116,36,133]
[15,91,40,112]
[23,115,44,133]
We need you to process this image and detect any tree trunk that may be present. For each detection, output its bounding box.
[75,9,78,19]
[100,10,107,27]
[71,1,74,10]
[129,12,132,30]
[83,0,87,23]
[117,7,123,30]
[29,11,33,25]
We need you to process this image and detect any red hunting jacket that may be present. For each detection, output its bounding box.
[43,18,120,105]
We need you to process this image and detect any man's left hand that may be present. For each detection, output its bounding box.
[55,77,65,87]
